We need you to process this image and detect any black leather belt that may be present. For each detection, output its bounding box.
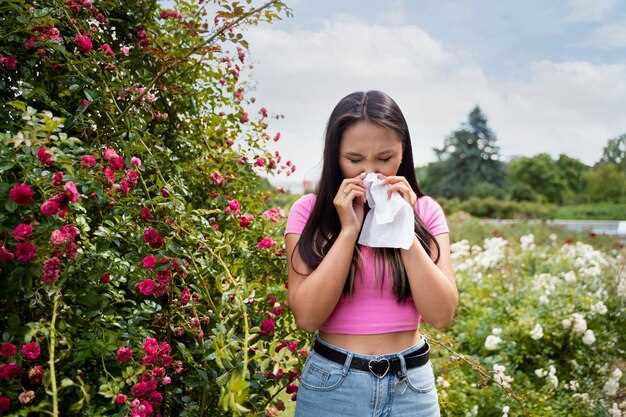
[312,338,430,379]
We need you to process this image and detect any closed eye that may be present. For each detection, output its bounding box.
[349,157,392,163]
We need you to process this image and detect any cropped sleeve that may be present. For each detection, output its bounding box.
[416,195,449,236]
[283,194,316,236]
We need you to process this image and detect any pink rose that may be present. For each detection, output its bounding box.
[64,181,80,203]
[12,224,33,241]
[239,213,254,228]
[80,155,96,168]
[142,255,157,269]
[256,237,275,249]
[52,171,64,186]
[74,33,92,54]
[28,364,44,384]
[41,257,62,284]
[115,393,127,405]
[40,198,60,217]
[180,287,190,306]
[99,43,114,56]
[135,279,156,296]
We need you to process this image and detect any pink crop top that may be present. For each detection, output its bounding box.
[283,193,449,334]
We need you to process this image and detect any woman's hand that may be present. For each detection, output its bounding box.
[377,173,417,208]
[334,171,368,236]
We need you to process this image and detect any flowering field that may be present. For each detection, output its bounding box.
[424,213,625,417]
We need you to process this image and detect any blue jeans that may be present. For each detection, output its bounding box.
[295,332,441,417]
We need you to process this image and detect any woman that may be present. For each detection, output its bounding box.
[284,90,458,417]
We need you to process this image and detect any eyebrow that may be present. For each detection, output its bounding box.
[344,149,395,157]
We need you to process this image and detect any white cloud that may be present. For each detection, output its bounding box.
[241,14,626,192]
[563,0,616,22]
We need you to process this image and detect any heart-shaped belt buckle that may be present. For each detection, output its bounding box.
[368,357,390,379]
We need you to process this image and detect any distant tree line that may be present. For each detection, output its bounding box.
[417,106,626,205]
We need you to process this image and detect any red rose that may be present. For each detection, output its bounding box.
[15,242,37,263]
[12,224,33,241]
[74,33,93,54]
[37,146,54,166]
[143,227,163,248]
[135,279,156,296]
[0,55,17,71]
[0,343,17,357]
[116,346,133,363]
[9,183,34,205]
[20,342,40,360]
[259,318,275,336]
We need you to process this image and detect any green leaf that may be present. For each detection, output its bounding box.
[4,199,17,213]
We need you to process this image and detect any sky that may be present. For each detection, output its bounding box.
[224,0,626,193]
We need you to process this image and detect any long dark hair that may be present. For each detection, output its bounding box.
[291,90,442,303]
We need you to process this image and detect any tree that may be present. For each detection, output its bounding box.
[599,133,626,172]
[584,162,626,202]
[507,154,568,204]
[429,105,506,199]
[555,154,591,204]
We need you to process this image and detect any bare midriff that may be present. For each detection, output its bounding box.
[318,328,421,355]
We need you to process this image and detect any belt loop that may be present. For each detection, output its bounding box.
[397,352,408,378]
[342,351,353,376]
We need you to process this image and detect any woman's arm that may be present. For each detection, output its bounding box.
[400,233,458,328]
[285,229,359,332]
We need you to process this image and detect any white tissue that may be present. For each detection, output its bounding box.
[357,172,415,250]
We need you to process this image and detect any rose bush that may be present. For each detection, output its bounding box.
[0,1,307,416]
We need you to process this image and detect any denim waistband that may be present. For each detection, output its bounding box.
[313,332,427,361]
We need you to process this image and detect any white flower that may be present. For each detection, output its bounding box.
[502,405,510,417]
[608,402,621,417]
[565,379,579,391]
[520,234,535,251]
[562,271,576,283]
[492,327,502,335]
[485,334,502,351]
[604,379,620,397]
[539,295,550,305]
[591,301,608,315]
[562,318,572,329]
[571,313,587,334]
[493,364,513,389]
[547,365,559,388]
[530,323,544,340]
[603,368,623,396]
[437,376,450,388]
[582,329,596,345]
[549,233,557,242]
[535,368,547,378]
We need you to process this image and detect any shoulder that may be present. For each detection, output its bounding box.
[415,194,443,215]
[291,193,317,211]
